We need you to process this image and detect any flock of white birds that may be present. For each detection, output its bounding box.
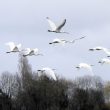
[5,17,110,80]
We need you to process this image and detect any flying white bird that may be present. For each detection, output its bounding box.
[98,58,110,65]
[37,67,57,81]
[49,38,68,45]
[46,17,68,34]
[75,63,94,71]
[89,46,110,57]
[89,46,104,51]
[102,48,110,57]
[22,48,43,57]
[49,36,86,45]
[69,36,86,43]
[5,42,21,53]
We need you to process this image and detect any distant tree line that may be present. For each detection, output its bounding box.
[0,56,110,110]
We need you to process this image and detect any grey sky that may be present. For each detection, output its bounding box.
[0,0,110,80]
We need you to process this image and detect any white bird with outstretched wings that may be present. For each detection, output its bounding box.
[22,48,43,57]
[37,67,57,81]
[46,17,68,34]
[5,42,21,53]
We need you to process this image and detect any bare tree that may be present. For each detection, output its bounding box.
[0,71,18,98]
[69,75,105,110]
[17,54,32,90]
[104,81,110,103]
[73,75,103,90]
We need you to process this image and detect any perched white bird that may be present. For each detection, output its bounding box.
[49,36,85,45]
[98,58,110,65]
[22,48,43,57]
[89,46,104,51]
[75,63,94,71]
[46,17,68,34]
[37,67,57,81]
[5,42,21,53]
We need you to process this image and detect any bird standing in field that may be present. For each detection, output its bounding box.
[46,17,69,34]
[37,67,57,81]
[22,48,43,57]
[98,58,110,65]
[5,42,21,53]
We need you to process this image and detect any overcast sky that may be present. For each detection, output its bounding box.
[0,0,110,80]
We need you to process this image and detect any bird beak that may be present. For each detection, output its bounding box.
[37,70,42,72]
[76,66,79,68]
[98,61,101,63]
[49,42,52,44]
[48,30,51,32]
[89,49,94,51]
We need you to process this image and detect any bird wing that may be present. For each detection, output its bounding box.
[71,36,86,43]
[56,19,66,31]
[60,39,67,45]
[33,48,39,54]
[53,38,61,42]
[49,38,60,44]
[49,71,57,81]
[86,64,93,71]
[95,46,104,50]
[103,58,110,64]
[80,63,92,69]
[23,48,31,55]
[15,44,22,51]
[28,50,34,55]
[103,48,110,55]
[5,42,15,51]
[46,17,57,31]
[43,68,57,80]
[17,44,22,49]
[61,39,70,43]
